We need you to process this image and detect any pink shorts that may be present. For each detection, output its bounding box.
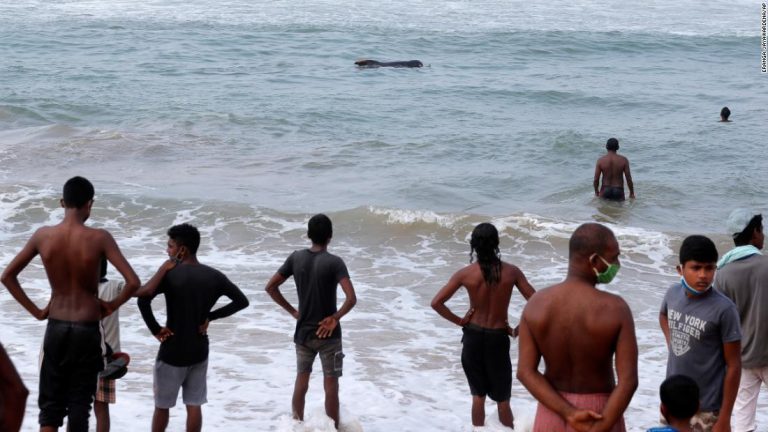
[533,391,626,432]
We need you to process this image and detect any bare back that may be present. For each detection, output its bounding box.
[522,279,634,393]
[595,153,629,188]
[461,262,532,329]
[35,222,111,321]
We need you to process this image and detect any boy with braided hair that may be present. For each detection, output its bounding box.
[432,222,536,429]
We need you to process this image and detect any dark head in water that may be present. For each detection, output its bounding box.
[355,59,423,68]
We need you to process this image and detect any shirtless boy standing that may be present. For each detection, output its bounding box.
[1,176,140,432]
[431,222,536,429]
[594,137,635,201]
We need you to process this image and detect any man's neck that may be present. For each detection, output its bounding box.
[62,208,87,225]
[309,243,327,253]
[668,419,692,432]
[565,267,598,288]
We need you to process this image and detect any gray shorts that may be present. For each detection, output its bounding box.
[296,338,344,377]
[153,358,208,409]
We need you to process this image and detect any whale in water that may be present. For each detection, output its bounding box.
[355,59,423,68]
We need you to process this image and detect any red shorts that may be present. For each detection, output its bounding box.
[533,391,626,432]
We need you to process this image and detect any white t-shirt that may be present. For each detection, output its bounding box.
[99,279,124,352]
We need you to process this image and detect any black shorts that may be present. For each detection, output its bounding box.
[461,324,511,402]
[39,319,104,431]
[600,185,625,201]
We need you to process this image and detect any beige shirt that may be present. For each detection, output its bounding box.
[98,279,124,352]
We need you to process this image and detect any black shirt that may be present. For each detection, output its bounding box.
[278,249,349,343]
[138,263,249,366]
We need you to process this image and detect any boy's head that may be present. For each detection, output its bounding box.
[678,235,718,293]
[660,375,699,423]
[470,223,501,285]
[470,223,500,260]
[720,106,731,121]
[606,137,619,151]
[62,176,94,209]
[308,214,333,245]
[167,223,201,258]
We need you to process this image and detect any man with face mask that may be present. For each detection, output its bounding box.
[138,223,249,432]
[517,223,638,432]
[660,235,742,432]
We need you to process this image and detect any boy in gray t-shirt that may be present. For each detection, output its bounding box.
[265,214,356,430]
[660,235,741,432]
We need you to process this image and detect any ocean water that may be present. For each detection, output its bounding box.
[1,0,766,431]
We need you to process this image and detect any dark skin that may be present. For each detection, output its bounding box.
[593,150,635,199]
[0,344,28,432]
[1,199,140,432]
[661,405,694,432]
[431,260,536,429]
[265,238,357,429]
[659,260,741,432]
[1,199,140,323]
[517,226,638,432]
[143,238,213,432]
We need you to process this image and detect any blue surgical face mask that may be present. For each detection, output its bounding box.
[681,276,710,296]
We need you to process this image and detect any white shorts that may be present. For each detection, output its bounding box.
[733,365,768,432]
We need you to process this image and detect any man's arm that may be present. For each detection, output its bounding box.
[101,231,140,317]
[134,260,176,297]
[587,302,638,432]
[623,160,635,199]
[659,313,670,346]
[265,273,298,319]
[333,277,356,320]
[516,314,602,432]
[508,270,537,336]
[137,289,163,336]
[515,270,537,300]
[208,277,249,321]
[0,233,48,320]
[593,162,602,196]
[317,276,357,338]
[0,344,28,432]
[431,270,472,326]
[713,341,742,432]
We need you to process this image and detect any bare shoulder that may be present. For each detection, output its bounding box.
[501,261,524,277]
[88,226,114,238]
[522,283,558,315]
[455,263,477,278]
[32,225,53,238]
[82,227,117,248]
[596,290,633,318]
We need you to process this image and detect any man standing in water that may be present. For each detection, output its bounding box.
[265,214,357,429]
[138,223,249,432]
[517,223,638,432]
[720,107,732,122]
[1,176,141,432]
[431,222,536,429]
[594,137,635,201]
